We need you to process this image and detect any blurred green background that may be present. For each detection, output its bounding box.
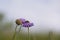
[0,12,60,40]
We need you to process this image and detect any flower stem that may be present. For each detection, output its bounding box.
[18,25,21,33]
[28,27,29,40]
[12,25,18,40]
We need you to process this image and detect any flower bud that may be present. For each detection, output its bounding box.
[15,19,22,25]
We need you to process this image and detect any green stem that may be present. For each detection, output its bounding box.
[18,25,21,33]
[28,27,29,40]
[12,25,18,40]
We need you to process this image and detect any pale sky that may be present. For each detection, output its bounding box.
[0,0,60,33]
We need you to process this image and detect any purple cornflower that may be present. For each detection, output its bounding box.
[22,23,34,27]
[22,20,34,27]
[21,20,34,40]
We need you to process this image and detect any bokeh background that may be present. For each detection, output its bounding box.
[0,0,60,40]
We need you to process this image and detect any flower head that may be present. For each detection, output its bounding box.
[22,22,34,27]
